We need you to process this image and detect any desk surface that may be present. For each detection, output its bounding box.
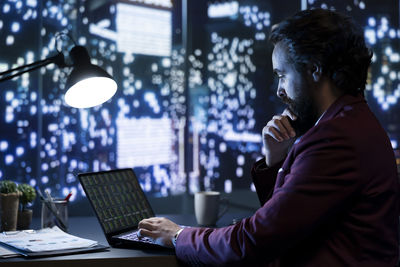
[0,213,252,267]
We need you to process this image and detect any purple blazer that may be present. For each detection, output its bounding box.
[176,94,400,266]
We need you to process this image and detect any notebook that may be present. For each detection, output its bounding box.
[78,168,166,249]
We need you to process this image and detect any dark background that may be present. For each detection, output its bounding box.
[0,0,398,216]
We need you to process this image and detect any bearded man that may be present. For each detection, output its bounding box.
[138,8,400,266]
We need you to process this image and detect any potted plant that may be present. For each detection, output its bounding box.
[0,180,21,231]
[17,183,36,230]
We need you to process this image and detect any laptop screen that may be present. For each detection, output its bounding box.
[78,169,154,234]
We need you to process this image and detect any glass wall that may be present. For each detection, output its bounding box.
[0,0,398,213]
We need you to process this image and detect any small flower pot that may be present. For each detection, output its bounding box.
[1,192,21,231]
[17,209,33,230]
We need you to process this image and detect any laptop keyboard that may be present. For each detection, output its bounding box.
[119,230,154,244]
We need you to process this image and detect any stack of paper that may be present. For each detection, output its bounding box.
[0,226,98,253]
[0,245,20,258]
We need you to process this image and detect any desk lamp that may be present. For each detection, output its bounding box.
[0,34,117,108]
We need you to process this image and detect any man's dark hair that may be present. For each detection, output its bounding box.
[270,8,372,96]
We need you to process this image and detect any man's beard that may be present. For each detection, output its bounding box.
[282,93,319,137]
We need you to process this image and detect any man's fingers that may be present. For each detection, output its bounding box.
[268,112,297,138]
[138,228,156,239]
[267,116,293,140]
[264,122,284,141]
[280,116,296,137]
[274,119,290,139]
[138,220,157,231]
[265,126,284,142]
[282,108,297,120]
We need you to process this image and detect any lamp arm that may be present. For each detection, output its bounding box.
[0,53,66,83]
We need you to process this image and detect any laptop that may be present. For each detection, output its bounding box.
[78,168,167,249]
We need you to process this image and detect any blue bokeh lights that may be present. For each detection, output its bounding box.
[0,0,398,206]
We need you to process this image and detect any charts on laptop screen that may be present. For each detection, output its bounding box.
[79,170,153,234]
[0,0,398,208]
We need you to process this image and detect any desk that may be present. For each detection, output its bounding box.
[0,213,252,267]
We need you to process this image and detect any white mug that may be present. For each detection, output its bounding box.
[194,191,229,226]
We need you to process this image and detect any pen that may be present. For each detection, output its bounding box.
[44,189,53,201]
[64,192,72,202]
[45,189,58,215]
[36,187,68,232]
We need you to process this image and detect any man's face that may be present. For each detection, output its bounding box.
[271,42,319,136]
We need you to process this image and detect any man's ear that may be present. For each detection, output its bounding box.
[308,63,322,82]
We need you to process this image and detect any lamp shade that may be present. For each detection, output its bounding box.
[64,46,117,108]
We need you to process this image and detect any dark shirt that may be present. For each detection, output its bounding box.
[176,94,400,266]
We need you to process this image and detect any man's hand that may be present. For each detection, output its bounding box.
[138,217,182,248]
[263,108,297,166]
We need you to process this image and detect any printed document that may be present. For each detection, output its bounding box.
[0,226,98,252]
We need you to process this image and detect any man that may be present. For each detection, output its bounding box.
[138,9,400,266]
